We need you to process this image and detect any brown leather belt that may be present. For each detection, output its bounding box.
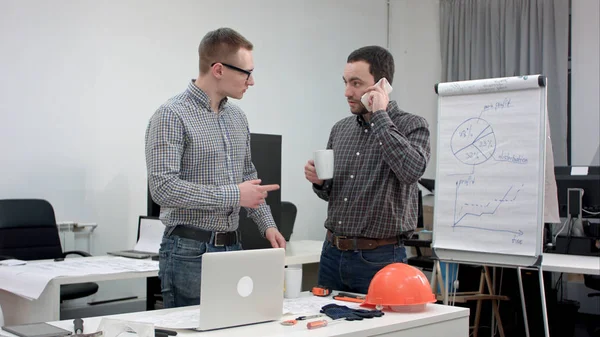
[326,230,411,251]
[169,226,239,247]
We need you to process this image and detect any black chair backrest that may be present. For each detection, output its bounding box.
[0,199,63,260]
[417,190,423,229]
[279,201,297,241]
[584,274,600,292]
[238,201,297,250]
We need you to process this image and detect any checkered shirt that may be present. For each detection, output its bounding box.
[145,80,276,235]
[313,101,431,239]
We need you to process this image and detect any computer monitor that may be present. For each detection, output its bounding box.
[554,166,600,219]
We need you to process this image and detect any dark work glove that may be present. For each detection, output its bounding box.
[320,304,384,321]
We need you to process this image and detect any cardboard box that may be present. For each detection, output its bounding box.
[421,205,434,256]
[423,205,433,230]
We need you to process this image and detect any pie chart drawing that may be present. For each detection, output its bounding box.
[451,118,497,166]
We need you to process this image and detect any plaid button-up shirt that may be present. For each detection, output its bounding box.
[313,101,431,239]
[145,80,276,235]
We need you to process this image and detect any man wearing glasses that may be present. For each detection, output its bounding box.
[145,27,286,308]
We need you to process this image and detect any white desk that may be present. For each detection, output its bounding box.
[0,258,158,326]
[542,253,599,275]
[0,241,324,325]
[42,302,469,337]
[285,240,322,265]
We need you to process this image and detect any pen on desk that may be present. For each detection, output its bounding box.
[336,292,365,300]
[74,318,84,334]
[333,296,364,303]
[296,314,325,321]
[306,318,345,330]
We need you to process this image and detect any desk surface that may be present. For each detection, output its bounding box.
[284,240,322,265]
[44,302,469,337]
[542,253,599,275]
[0,240,324,326]
[38,240,323,286]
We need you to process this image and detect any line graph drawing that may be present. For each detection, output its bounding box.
[446,116,525,238]
[435,77,546,254]
[452,180,524,235]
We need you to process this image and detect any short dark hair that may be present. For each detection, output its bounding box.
[347,46,395,85]
[198,28,253,74]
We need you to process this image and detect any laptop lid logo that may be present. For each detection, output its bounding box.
[237,276,253,298]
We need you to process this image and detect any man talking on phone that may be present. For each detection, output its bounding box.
[304,46,431,294]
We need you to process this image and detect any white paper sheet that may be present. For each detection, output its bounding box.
[283,296,360,315]
[129,296,362,329]
[132,305,294,329]
[0,259,27,266]
[571,166,589,175]
[133,307,200,329]
[0,257,158,300]
[434,85,544,257]
[133,218,164,253]
[544,115,560,224]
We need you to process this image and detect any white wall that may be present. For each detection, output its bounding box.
[571,0,600,165]
[388,0,441,179]
[0,0,388,301]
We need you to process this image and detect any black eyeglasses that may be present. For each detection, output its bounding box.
[211,62,253,81]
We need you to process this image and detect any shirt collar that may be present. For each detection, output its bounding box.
[355,101,399,127]
[356,114,370,127]
[186,79,228,112]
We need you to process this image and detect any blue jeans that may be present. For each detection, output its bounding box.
[158,232,242,308]
[317,240,407,295]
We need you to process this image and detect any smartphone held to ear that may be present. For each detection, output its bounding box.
[361,78,393,112]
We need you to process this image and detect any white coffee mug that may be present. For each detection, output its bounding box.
[314,150,334,180]
[284,265,302,299]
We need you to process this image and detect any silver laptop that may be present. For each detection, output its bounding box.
[196,248,285,331]
[108,216,164,259]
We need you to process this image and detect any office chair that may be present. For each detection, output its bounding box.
[0,199,99,301]
[584,274,600,297]
[583,274,600,336]
[279,201,297,241]
[239,201,297,250]
[406,191,435,271]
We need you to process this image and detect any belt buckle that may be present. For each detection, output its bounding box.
[334,236,347,250]
[214,231,236,247]
[214,232,226,247]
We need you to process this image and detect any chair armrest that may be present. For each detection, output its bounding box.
[404,239,433,258]
[403,239,432,248]
[63,250,92,257]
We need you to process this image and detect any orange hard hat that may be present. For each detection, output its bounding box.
[361,263,436,312]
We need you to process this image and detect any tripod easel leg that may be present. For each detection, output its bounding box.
[435,261,447,305]
[473,268,486,337]
[431,260,437,292]
[517,267,531,337]
[483,266,505,337]
[445,262,450,305]
[538,268,551,337]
